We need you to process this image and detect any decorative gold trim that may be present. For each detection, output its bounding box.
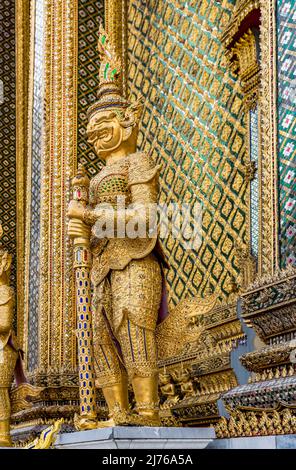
[221,0,279,277]
[258,0,279,276]
[38,0,50,372]
[221,0,260,48]
[216,405,296,438]
[257,104,263,272]
[245,111,252,257]
[23,0,37,368]
[15,0,31,350]
[30,0,78,379]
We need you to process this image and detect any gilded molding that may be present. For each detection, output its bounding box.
[232,30,260,111]
[35,0,77,378]
[240,266,296,342]
[240,342,296,373]
[23,0,37,368]
[216,405,296,438]
[15,0,30,349]
[258,0,279,275]
[221,0,279,276]
[235,242,257,290]
[221,2,260,112]
[241,265,296,308]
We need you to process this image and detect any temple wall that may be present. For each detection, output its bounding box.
[127,0,248,308]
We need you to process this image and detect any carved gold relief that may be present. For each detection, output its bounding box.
[225,29,260,111]
[216,405,296,438]
[221,0,279,276]
[258,0,279,275]
[25,418,64,449]
[157,296,244,426]
[30,0,78,381]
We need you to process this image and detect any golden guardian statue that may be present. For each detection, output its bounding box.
[0,226,22,446]
[68,27,164,427]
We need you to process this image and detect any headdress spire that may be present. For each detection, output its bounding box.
[87,25,130,120]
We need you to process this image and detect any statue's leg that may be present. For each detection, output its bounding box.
[93,338,129,421]
[92,281,129,423]
[117,320,160,424]
[0,388,11,447]
[111,254,162,425]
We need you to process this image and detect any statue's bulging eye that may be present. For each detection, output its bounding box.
[97,131,110,139]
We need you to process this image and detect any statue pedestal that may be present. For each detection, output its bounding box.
[54,426,215,449]
[208,434,296,449]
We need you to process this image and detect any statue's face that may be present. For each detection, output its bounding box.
[87,112,125,158]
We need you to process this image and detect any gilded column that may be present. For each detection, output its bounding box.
[36,0,78,382]
[15,0,30,349]
[13,0,91,432]
[259,0,279,275]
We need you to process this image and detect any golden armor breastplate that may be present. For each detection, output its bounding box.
[88,153,158,287]
[89,159,130,207]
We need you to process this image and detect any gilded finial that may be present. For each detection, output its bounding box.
[97,25,121,86]
[87,27,143,124]
[71,164,90,203]
[72,164,89,187]
[76,163,87,178]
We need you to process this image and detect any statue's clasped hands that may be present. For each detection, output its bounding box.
[67,200,85,220]
[67,200,89,239]
[67,199,114,239]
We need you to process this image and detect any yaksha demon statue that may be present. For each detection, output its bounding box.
[0,226,22,446]
[68,27,166,427]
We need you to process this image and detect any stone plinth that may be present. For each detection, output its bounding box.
[208,434,296,449]
[54,426,215,449]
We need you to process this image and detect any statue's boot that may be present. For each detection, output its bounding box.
[98,379,129,428]
[132,375,161,426]
[0,420,12,447]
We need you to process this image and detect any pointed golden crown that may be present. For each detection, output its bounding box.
[87,25,130,120]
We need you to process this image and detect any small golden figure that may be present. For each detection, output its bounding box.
[68,27,165,427]
[159,372,179,409]
[171,368,196,402]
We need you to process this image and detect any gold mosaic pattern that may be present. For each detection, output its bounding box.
[128,0,247,307]
[34,0,78,377]
[0,0,16,291]
[78,0,104,176]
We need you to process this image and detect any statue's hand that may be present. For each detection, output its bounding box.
[68,219,90,239]
[67,200,85,220]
